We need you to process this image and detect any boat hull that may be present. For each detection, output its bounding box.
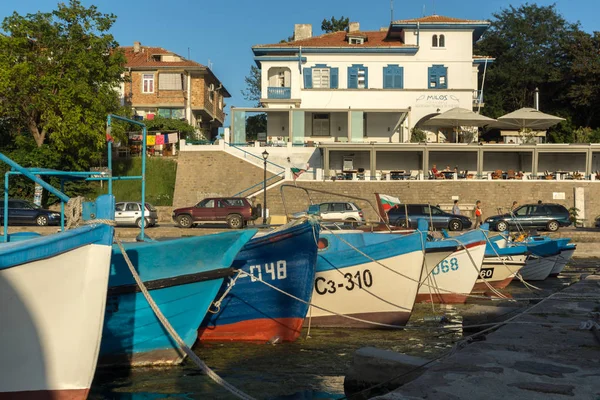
[0,234,112,398]
[416,241,486,304]
[99,231,255,366]
[307,231,425,329]
[549,248,575,277]
[198,221,318,342]
[517,254,557,281]
[472,255,527,291]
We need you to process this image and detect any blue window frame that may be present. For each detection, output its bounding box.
[383,65,404,89]
[347,64,368,89]
[428,64,448,89]
[303,64,338,89]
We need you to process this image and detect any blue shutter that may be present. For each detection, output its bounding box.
[428,66,437,89]
[330,67,338,89]
[348,66,358,89]
[383,66,393,89]
[396,66,404,89]
[440,66,448,89]
[363,67,368,89]
[429,65,447,89]
[303,67,312,89]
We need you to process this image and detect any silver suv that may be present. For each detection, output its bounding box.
[316,202,365,224]
[115,202,158,228]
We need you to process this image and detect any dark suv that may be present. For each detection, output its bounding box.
[387,204,472,231]
[172,197,258,229]
[485,203,571,232]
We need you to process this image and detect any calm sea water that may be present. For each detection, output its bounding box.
[89,262,589,400]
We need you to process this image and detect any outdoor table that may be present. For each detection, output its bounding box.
[555,171,569,180]
[390,170,406,180]
[343,170,357,180]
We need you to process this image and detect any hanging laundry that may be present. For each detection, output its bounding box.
[155,134,165,145]
[147,135,156,146]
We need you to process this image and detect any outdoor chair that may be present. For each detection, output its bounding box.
[409,170,419,180]
[492,169,502,180]
[515,171,524,180]
[506,170,516,179]
[544,170,554,180]
[357,168,365,180]
[595,171,600,180]
[573,171,584,180]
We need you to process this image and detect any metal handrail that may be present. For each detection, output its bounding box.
[233,171,285,198]
[224,142,286,171]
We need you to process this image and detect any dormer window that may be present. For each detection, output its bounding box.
[151,54,161,62]
[432,34,445,48]
[349,37,364,45]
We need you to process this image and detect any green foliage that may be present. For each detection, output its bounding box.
[568,207,582,226]
[91,158,177,206]
[410,128,426,143]
[321,16,349,33]
[242,65,262,107]
[245,114,267,141]
[0,0,126,170]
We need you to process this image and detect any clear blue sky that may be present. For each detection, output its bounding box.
[2,0,597,120]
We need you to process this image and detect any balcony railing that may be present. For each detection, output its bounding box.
[267,87,291,99]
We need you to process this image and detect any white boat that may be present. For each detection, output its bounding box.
[0,154,114,400]
[518,254,557,281]
[549,240,576,277]
[473,254,527,291]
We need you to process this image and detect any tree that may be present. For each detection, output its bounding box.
[241,65,261,106]
[0,0,126,170]
[474,4,579,120]
[321,16,349,33]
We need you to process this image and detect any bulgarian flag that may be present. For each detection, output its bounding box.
[379,194,401,212]
[291,163,308,180]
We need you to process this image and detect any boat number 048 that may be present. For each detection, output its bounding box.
[432,257,459,275]
[248,261,287,282]
[314,269,374,295]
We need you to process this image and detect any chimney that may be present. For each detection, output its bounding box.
[294,24,312,41]
[133,41,141,53]
[348,22,360,32]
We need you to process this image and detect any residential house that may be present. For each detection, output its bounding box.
[120,42,230,140]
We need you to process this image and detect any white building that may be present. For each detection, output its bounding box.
[231,15,492,146]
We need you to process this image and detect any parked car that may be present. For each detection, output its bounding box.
[172,197,258,229]
[115,201,158,228]
[485,203,571,232]
[292,202,365,225]
[0,199,60,226]
[387,204,472,231]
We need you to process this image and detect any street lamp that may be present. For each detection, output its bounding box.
[262,150,269,225]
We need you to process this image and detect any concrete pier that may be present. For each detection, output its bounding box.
[372,275,600,399]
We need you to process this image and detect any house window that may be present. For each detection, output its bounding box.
[349,37,364,45]
[348,64,368,89]
[383,65,404,89]
[432,35,438,47]
[312,113,330,136]
[439,34,445,47]
[428,65,448,89]
[158,73,183,90]
[303,65,338,89]
[142,74,154,93]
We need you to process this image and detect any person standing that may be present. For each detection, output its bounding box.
[511,201,519,211]
[474,200,483,228]
[452,199,461,215]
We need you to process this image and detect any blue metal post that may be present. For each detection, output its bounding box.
[141,126,147,239]
[107,115,113,195]
[3,172,8,242]
[60,180,65,231]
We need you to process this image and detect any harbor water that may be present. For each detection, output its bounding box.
[89,260,594,400]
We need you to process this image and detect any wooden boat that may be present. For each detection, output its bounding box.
[198,219,319,342]
[472,237,528,291]
[0,154,115,400]
[416,228,487,304]
[517,237,560,281]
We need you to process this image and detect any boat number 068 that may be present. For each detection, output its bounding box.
[432,257,459,275]
[314,269,374,295]
[248,261,287,282]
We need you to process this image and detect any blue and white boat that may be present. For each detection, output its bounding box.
[473,236,528,291]
[99,230,256,366]
[0,154,115,400]
[516,236,560,281]
[198,219,319,343]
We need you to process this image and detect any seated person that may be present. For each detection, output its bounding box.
[431,164,444,179]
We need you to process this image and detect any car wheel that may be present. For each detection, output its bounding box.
[176,214,193,229]
[395,218,408,228]
[36,215,49,226]
[136,218,149,228]
[496,221,508,232]
[227,214,243,229]
[546,220,560,232]
[448,219,463,231]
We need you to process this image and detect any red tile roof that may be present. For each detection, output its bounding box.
[121,46,206,68]
[393,14,489,24]
[255,31,410,48]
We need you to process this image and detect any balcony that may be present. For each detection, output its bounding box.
[267,87,291,99]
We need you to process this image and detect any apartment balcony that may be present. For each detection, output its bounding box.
[267,87,291,99]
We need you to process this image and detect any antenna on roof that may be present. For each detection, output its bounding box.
[432,0,436,15]
[187,47,190,59]
[422,4,426,17]
[390,0,394,23]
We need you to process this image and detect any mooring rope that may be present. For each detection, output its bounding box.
[114,239,256,400]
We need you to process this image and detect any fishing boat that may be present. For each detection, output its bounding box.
[549,238,576,277]
[472,235,528,291]
[416,227,487,304]
[0,154,115,400]
[515,236,560,281]
[306,220,456,328]
[198,218,319,342]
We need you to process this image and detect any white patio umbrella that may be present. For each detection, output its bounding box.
[422,107,497,143]
[496,107,565,130]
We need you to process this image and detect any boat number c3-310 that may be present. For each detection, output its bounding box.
[247,261,287,282]
[314,269,374,295]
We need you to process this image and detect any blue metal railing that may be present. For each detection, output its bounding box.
[267,87,291,99]
[233,172,285,198]
[225,142,286,170]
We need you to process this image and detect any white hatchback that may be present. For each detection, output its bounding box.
[317,202,365,224]
[115,202,158,228]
